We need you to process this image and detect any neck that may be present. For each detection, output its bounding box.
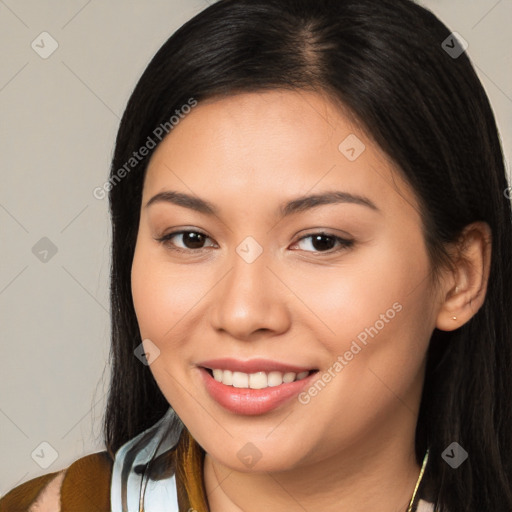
[203,423,422,512]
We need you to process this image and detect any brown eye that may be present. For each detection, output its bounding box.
[309,234,336,251]
[156,230,215,252]
[178,231,207,249]
[293,232,354,253]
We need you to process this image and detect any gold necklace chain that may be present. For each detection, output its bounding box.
[407,449,430,512]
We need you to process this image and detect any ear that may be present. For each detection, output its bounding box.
[436,221,492,331]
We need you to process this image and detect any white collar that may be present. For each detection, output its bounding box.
[110,407,183,512]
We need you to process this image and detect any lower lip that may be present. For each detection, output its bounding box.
[199,367,317,415]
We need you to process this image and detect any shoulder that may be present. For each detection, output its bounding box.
[0,451,113,512]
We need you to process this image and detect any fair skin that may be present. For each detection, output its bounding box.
[131,90,491,511]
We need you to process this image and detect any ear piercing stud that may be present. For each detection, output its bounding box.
[453,286,459,320]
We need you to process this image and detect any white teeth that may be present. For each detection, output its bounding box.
[249,371,267,389]
[223,369,233,385]
[267,371,283,387]
[282,372,296,383]
[209,368,311,388]
[232,371,249,388]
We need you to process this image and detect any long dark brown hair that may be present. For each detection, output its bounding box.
[104,1,512,509]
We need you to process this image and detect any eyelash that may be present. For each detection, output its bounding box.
[155,230,355,255]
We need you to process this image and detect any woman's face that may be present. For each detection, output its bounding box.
[131,90,444,472]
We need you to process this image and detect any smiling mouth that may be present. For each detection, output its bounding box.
[202,368,318,389]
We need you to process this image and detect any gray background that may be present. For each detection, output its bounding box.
[1,0,511,494]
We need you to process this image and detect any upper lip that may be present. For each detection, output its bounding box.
[198,358,316,374]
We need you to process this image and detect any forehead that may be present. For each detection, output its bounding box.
[143,90,420,216]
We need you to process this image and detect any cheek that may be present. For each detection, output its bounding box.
[130,244,202,409]
[292,239,431,351]
[293,235,434,420]
[131,245,207,342]
[292,265,432,453]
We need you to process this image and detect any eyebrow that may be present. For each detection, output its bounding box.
[145,189,380,217]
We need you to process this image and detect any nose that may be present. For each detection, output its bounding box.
[209,247,291,341]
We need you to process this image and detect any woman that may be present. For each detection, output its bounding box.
[2,0,511,510]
